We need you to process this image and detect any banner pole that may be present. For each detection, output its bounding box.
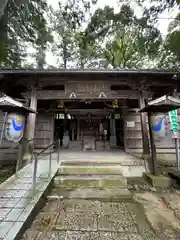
[175,137,180,171]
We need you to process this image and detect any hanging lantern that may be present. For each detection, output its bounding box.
[57,100,64,108]
[112,99,119,108]
[85,100,91,104]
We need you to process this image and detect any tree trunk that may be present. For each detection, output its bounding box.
[63,39,67,69]
[0,4,8,64]
[0,0,9,20]
[80,56,84,68]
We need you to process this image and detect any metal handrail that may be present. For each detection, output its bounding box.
[2,137,60,199]
[33,142,54,158]
[31,139,61,198]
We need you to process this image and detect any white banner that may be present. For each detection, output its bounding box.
[4,113,25,142]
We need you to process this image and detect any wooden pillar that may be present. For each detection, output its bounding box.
[64,113,67,132]
[16,120,28,170]
[148,111,158,175]
[110,113,117,148]
[77,118,80,140]
[26,87,37,152]
[139,91,150,155]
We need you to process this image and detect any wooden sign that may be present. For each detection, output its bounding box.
[23,81,151,100]
[66,82,109,99]
[127,121,135,128]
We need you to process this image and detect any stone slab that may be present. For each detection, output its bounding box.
[54,175,127,189]
[57,165,123,175]
[49,188,132,201]
[144,173,172,188]
[59,150,145,167]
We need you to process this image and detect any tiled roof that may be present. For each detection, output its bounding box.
[0,67,178,75]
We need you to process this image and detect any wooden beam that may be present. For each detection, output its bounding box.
[42,108,114,115]
[23,89,151,100]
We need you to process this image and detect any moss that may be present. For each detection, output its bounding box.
[58,167,121,175]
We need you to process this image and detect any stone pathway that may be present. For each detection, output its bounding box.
[1,150,180,240]
[22,198,158,240]
[0,159,59,240]
[20,150,180,240]
[21,186,180,240]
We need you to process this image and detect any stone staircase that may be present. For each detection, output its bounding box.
[53,155,133,200]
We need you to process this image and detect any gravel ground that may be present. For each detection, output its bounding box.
[22,198,158,240]
[0,165,15,184]
[21,183,180,240]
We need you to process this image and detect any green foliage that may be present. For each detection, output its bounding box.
[167,31,180,54]
[130,0,180,69]
[0,0,52,68]
[50,1,164,69]
[0,0,179,69]
[161,10,180,69]
[51,0,98,68]
[88,4,162,68]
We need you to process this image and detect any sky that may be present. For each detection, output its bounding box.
[44,0,178,66]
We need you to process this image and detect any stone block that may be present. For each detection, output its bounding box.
[110,136,116,148]
[69,141,83,150]
[53,176,127,189]
[143,173,172,188]
[58,166,122,175]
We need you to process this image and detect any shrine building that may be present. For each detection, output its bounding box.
[0,68,179,161]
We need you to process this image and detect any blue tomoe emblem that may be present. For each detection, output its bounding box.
[12,119,24,131]
[5,113,25,142]
[152,119,163,132]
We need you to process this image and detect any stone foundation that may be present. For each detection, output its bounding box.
[69,141,83,150]
[144,173,172,188]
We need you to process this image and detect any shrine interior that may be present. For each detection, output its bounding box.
[36,98,139,150]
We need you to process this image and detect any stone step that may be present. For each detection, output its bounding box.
[60,159,144,166]
[57,165,146,178]
[48,187,132,201]
[54,175,127,189]
[57,165,122,175]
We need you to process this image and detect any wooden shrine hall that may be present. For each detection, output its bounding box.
[0,68,179,157]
